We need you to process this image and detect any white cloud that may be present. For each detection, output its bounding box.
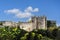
[57,24,60,27]
[4,9,20,14]
[16,12,32,18]
[34,8,39,12]
[25,6,39,12]
[4,6,39,18]
[27,18,31,22]
[25,6,33,12]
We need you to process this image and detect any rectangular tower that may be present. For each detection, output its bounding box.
[31,16,47,30]
[38,16,47,29]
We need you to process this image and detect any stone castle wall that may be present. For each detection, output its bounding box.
[19,22,33,31]
[19,16,47,31]
[0,16,47,32]
[31,16,47,29]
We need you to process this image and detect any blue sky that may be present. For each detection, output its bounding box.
[0,0,60,25]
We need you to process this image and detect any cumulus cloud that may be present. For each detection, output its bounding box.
[4,9,20,14]
[57,24,60,27]
[4,6,39,18]
[27,18,31,22]
[34,8,39,12]
[16,12,32,18]
[25,6,39,12]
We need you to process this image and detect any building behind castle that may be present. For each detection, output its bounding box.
[0,16,56,32]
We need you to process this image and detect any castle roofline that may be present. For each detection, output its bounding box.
[31,15,46,18]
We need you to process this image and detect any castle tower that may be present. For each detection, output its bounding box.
[37,16,47,29]
[31,16,47,30]
[31,16,38,29]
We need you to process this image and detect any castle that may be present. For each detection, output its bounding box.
[18,16,47,31]
[0,16,56,32]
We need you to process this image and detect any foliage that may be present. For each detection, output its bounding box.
[0,26,58,40]
[0,22,3,25]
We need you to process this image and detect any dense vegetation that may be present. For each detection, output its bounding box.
[0,26,59,40]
